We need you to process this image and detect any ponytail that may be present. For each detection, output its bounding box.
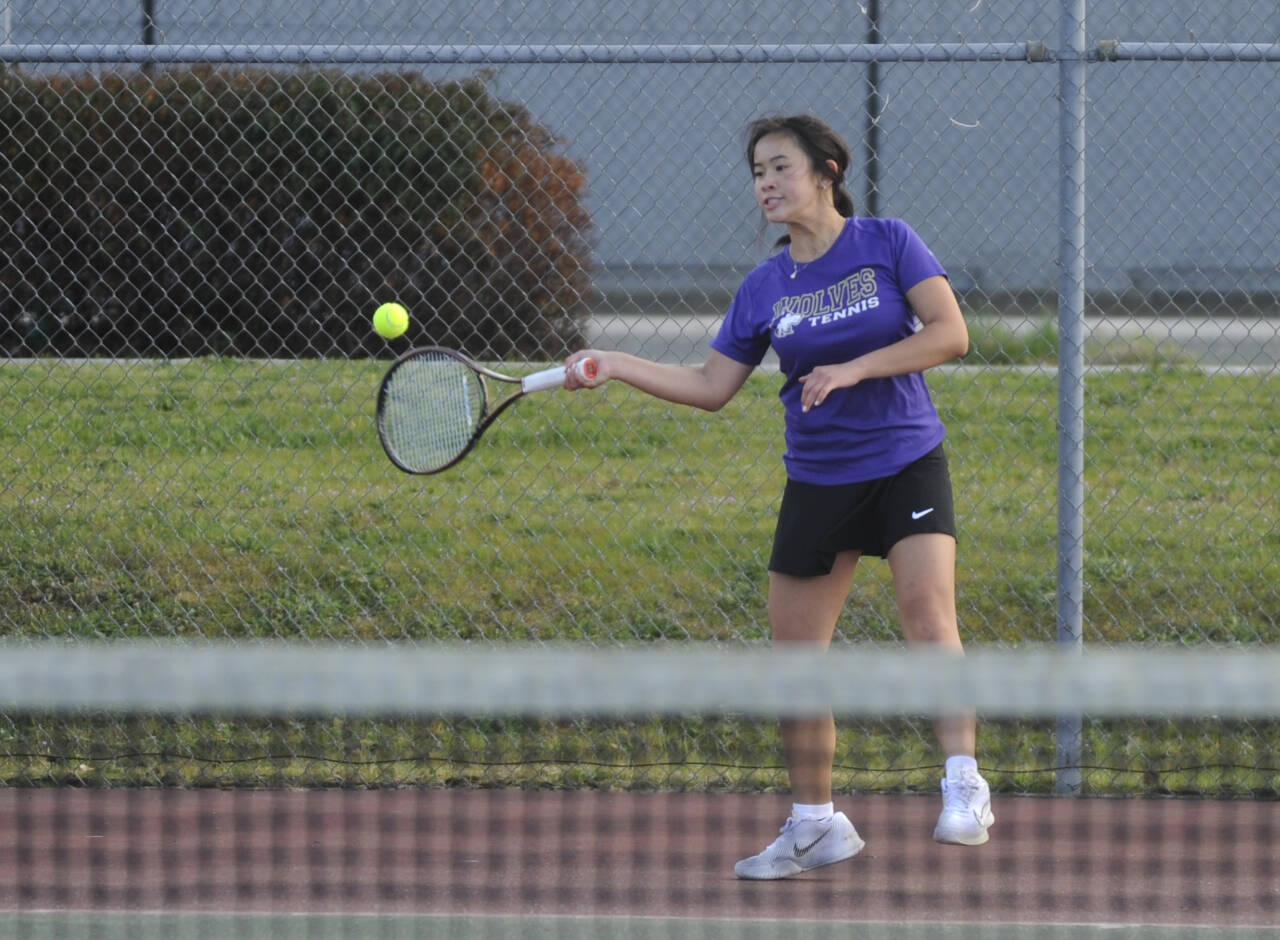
[833,185,855,219]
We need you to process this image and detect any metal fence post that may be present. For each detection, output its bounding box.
[1055,0,1088,796]
[862,0,882,218]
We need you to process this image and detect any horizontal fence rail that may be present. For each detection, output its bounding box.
[4,41,1278,66]
[0,41,1046,65]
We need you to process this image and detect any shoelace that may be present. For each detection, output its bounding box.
[944,772,984,809]
[759,817,806,853]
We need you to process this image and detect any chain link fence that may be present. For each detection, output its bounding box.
[0,1,1277,794]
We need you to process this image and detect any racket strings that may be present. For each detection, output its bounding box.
[380,354,486,472]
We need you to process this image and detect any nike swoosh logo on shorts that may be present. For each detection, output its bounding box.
[912,508,935,520]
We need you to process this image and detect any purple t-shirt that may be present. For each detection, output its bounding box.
[711,217,948,485]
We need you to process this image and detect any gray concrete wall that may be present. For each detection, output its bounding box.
[14,1,1278,297]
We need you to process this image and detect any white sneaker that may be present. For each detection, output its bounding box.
[734,811,865,880]
[933,767,995,845]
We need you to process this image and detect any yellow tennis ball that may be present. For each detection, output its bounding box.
[373,303,409,339]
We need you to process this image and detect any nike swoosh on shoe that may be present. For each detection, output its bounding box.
[793,829,830,857]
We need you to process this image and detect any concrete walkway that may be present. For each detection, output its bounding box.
[584,313,1280,370]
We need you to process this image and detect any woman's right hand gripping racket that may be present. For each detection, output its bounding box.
[376,346,598,474]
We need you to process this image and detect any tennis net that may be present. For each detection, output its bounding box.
[0,642,1276,938]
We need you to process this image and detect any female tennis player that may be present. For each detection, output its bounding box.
[565,113,993,879]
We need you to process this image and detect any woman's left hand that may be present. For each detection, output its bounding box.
[798,361,863,412]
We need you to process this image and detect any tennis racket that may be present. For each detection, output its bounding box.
[376,346,598,474]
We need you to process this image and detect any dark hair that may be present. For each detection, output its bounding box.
[745,114,855,246]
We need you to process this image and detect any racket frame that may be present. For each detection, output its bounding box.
[376,345,584,475]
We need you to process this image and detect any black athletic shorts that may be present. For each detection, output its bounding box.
[768,443,957,576]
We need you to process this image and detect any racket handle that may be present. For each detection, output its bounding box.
[521,357,599,393]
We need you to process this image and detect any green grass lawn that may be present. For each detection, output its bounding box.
[0,357,1276,794]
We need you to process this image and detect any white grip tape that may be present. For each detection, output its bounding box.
[521,366,567,393]
[521,358,597,393]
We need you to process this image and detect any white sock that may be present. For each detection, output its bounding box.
[945,755,979,780]
[791,801,834,821]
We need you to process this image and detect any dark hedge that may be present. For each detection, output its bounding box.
[0,66,593,359]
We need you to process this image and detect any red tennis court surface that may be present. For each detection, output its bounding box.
[0,788,1274,932]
